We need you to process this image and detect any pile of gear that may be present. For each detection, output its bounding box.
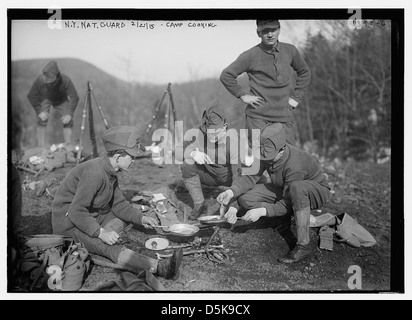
[16,143,77,175]
[311,211,377,251]
[21,177,60,198]
[17,235,90,292]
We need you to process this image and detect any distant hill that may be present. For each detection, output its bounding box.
[10,58,249,153]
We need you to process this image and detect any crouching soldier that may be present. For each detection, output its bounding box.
[52,126,183,279]
[217,123,332,263]
[27,60,79,147]
[175,100,241,221]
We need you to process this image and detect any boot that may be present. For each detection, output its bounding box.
[63,127,72,144]
[37,126,47,148]
[273,215,297,251]
[278,206,312,264]
[183,175,207,221]
[294,206,311,246]
[188,203,208,221]
[117,247,158,274]
[277,244,313,264]
[157,248,183,280]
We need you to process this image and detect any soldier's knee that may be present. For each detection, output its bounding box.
[237,193,256,210]
[180,163,199,179]
[289,181,309,200]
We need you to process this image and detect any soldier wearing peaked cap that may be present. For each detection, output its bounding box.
[52,126,183,280]
[175,100,241,221]
[217,123,332,263]
[220,20,311,146]
[27,60,79,147]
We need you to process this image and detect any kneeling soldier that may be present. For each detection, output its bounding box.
[217,123,332,263]
[176,100,241,221]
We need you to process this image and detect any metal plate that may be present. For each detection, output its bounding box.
[197,215,227,225]
[145,237,169,250]
[164,223,199,237]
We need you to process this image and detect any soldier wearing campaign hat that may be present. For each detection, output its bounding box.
[220,19,311,147]
[217,123,332,263]
[175,99,241,221]
[52,126,183,280]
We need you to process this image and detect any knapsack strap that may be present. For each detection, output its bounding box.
[29,254,49,291]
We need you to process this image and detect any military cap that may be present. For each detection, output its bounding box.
[42,60,60,84]
[259,123,286,161]
[101,126,145,156]
[256,20,280,32]
[200,99,227,132]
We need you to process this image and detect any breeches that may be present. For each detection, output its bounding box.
[64,211,127,262]
[180,162,233,187]
[245,116,296,146]
[37,99,73,128]
[287,180,331,211]
[238,180,330,213]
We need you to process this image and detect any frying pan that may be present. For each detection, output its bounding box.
[161,223,200,237]
[197,215,228,225]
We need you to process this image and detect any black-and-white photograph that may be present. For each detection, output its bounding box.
[4,1,404,300]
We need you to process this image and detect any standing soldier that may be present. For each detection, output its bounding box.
[220,20,311,146]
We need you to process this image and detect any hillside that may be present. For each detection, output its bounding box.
[11,58,161,151]
[10,58,248,153]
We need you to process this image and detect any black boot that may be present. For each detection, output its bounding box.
[277,244,313,264]
[188,202,208,221]
[157,248,183,280]
[273,215,297,251]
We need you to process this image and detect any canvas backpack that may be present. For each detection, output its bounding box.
[310,212,377,248]
[18,234,90,291]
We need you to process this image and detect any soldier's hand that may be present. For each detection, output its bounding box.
[98,228,119,245]
[224,206,238,224]
[190,148,213,165]
[243,208,267,222]
[217,189,234,206]
[61,114,72,125]
[38,111,48,121]
[142,216,159,228]
[240,95,265,108]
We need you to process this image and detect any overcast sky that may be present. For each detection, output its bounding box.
[11,19,322,84]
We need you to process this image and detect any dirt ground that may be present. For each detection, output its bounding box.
[13,155,392,293]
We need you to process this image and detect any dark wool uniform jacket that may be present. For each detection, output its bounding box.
[52,157,144,237]
[220,42,311,123]
[230,144,330,216]
[27,73,79,116]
